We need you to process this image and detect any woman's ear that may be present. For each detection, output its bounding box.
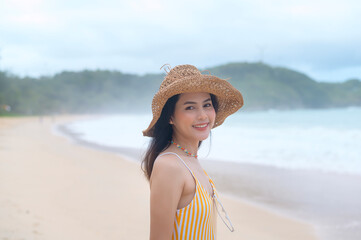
[169,117,174,124]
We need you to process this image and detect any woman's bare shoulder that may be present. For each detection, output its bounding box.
[150,152,184,186]
[153,152,182,175]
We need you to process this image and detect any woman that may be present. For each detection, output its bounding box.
[142,64,244,240]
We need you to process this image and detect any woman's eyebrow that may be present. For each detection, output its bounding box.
[183,98,211,105]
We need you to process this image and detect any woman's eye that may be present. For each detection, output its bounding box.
[186,104,212,110]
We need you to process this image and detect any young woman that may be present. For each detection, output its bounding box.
[142,64,244,240]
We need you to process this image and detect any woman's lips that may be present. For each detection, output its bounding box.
[193,123,209,131]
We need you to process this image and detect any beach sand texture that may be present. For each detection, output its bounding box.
[0,115,318,240]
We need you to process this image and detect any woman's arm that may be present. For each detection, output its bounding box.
[149,156,184,240]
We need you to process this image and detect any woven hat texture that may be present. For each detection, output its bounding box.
[142,64,244,137]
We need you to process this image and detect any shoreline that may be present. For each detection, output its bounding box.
[57,116,361,240]
[0,114,319,239]
[55,116,323,237]
[55,121,305,218]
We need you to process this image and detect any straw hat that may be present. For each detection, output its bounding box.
[142,64,244,137]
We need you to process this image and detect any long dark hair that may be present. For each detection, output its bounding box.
[141,93,219,181]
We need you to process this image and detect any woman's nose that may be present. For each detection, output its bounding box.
[198,108,207,120]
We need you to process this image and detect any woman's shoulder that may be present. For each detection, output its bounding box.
[154,151,182,170]
[150,151,185,184]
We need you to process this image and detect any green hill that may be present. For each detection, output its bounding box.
[0,62,360,115]
[207,62,361,110]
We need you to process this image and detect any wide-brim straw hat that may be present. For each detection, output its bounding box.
[142,64,244,137]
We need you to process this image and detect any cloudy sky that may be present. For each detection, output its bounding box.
[0,0,360,82]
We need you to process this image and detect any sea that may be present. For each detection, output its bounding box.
[59,107,361,240]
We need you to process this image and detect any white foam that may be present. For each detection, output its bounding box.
[65,107,361,175]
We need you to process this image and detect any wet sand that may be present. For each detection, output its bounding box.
[202,161,361,240]
[0,115,319,239]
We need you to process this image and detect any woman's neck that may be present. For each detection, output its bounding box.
[171,135,199,157]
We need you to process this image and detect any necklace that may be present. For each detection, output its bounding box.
[171,140,198,158]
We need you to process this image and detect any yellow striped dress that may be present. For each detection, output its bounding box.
[158,152,218,240]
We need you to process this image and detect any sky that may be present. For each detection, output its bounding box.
[0,0,360,82]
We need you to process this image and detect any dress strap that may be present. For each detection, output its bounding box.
[203,169,213,183]
[158,152,216,198]
[158,152,194,177]
[203,169,217,197]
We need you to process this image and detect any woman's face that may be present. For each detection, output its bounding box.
[170,92,216,142]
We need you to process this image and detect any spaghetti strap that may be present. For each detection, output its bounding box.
[157,151,219,238]
[158,152,215,197]
[158,152,194,177]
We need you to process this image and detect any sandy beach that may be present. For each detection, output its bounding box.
[0,115,319,240]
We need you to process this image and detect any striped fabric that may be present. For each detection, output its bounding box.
[158,152,218,240]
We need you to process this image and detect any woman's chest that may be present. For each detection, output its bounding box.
[183,165,214,197]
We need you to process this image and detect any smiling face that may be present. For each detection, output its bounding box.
[170,92,216,142]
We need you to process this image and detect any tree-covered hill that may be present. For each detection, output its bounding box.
[1,62,360,116]
[207,62,361,110]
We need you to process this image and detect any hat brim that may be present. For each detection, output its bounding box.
[142,75,244,137]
